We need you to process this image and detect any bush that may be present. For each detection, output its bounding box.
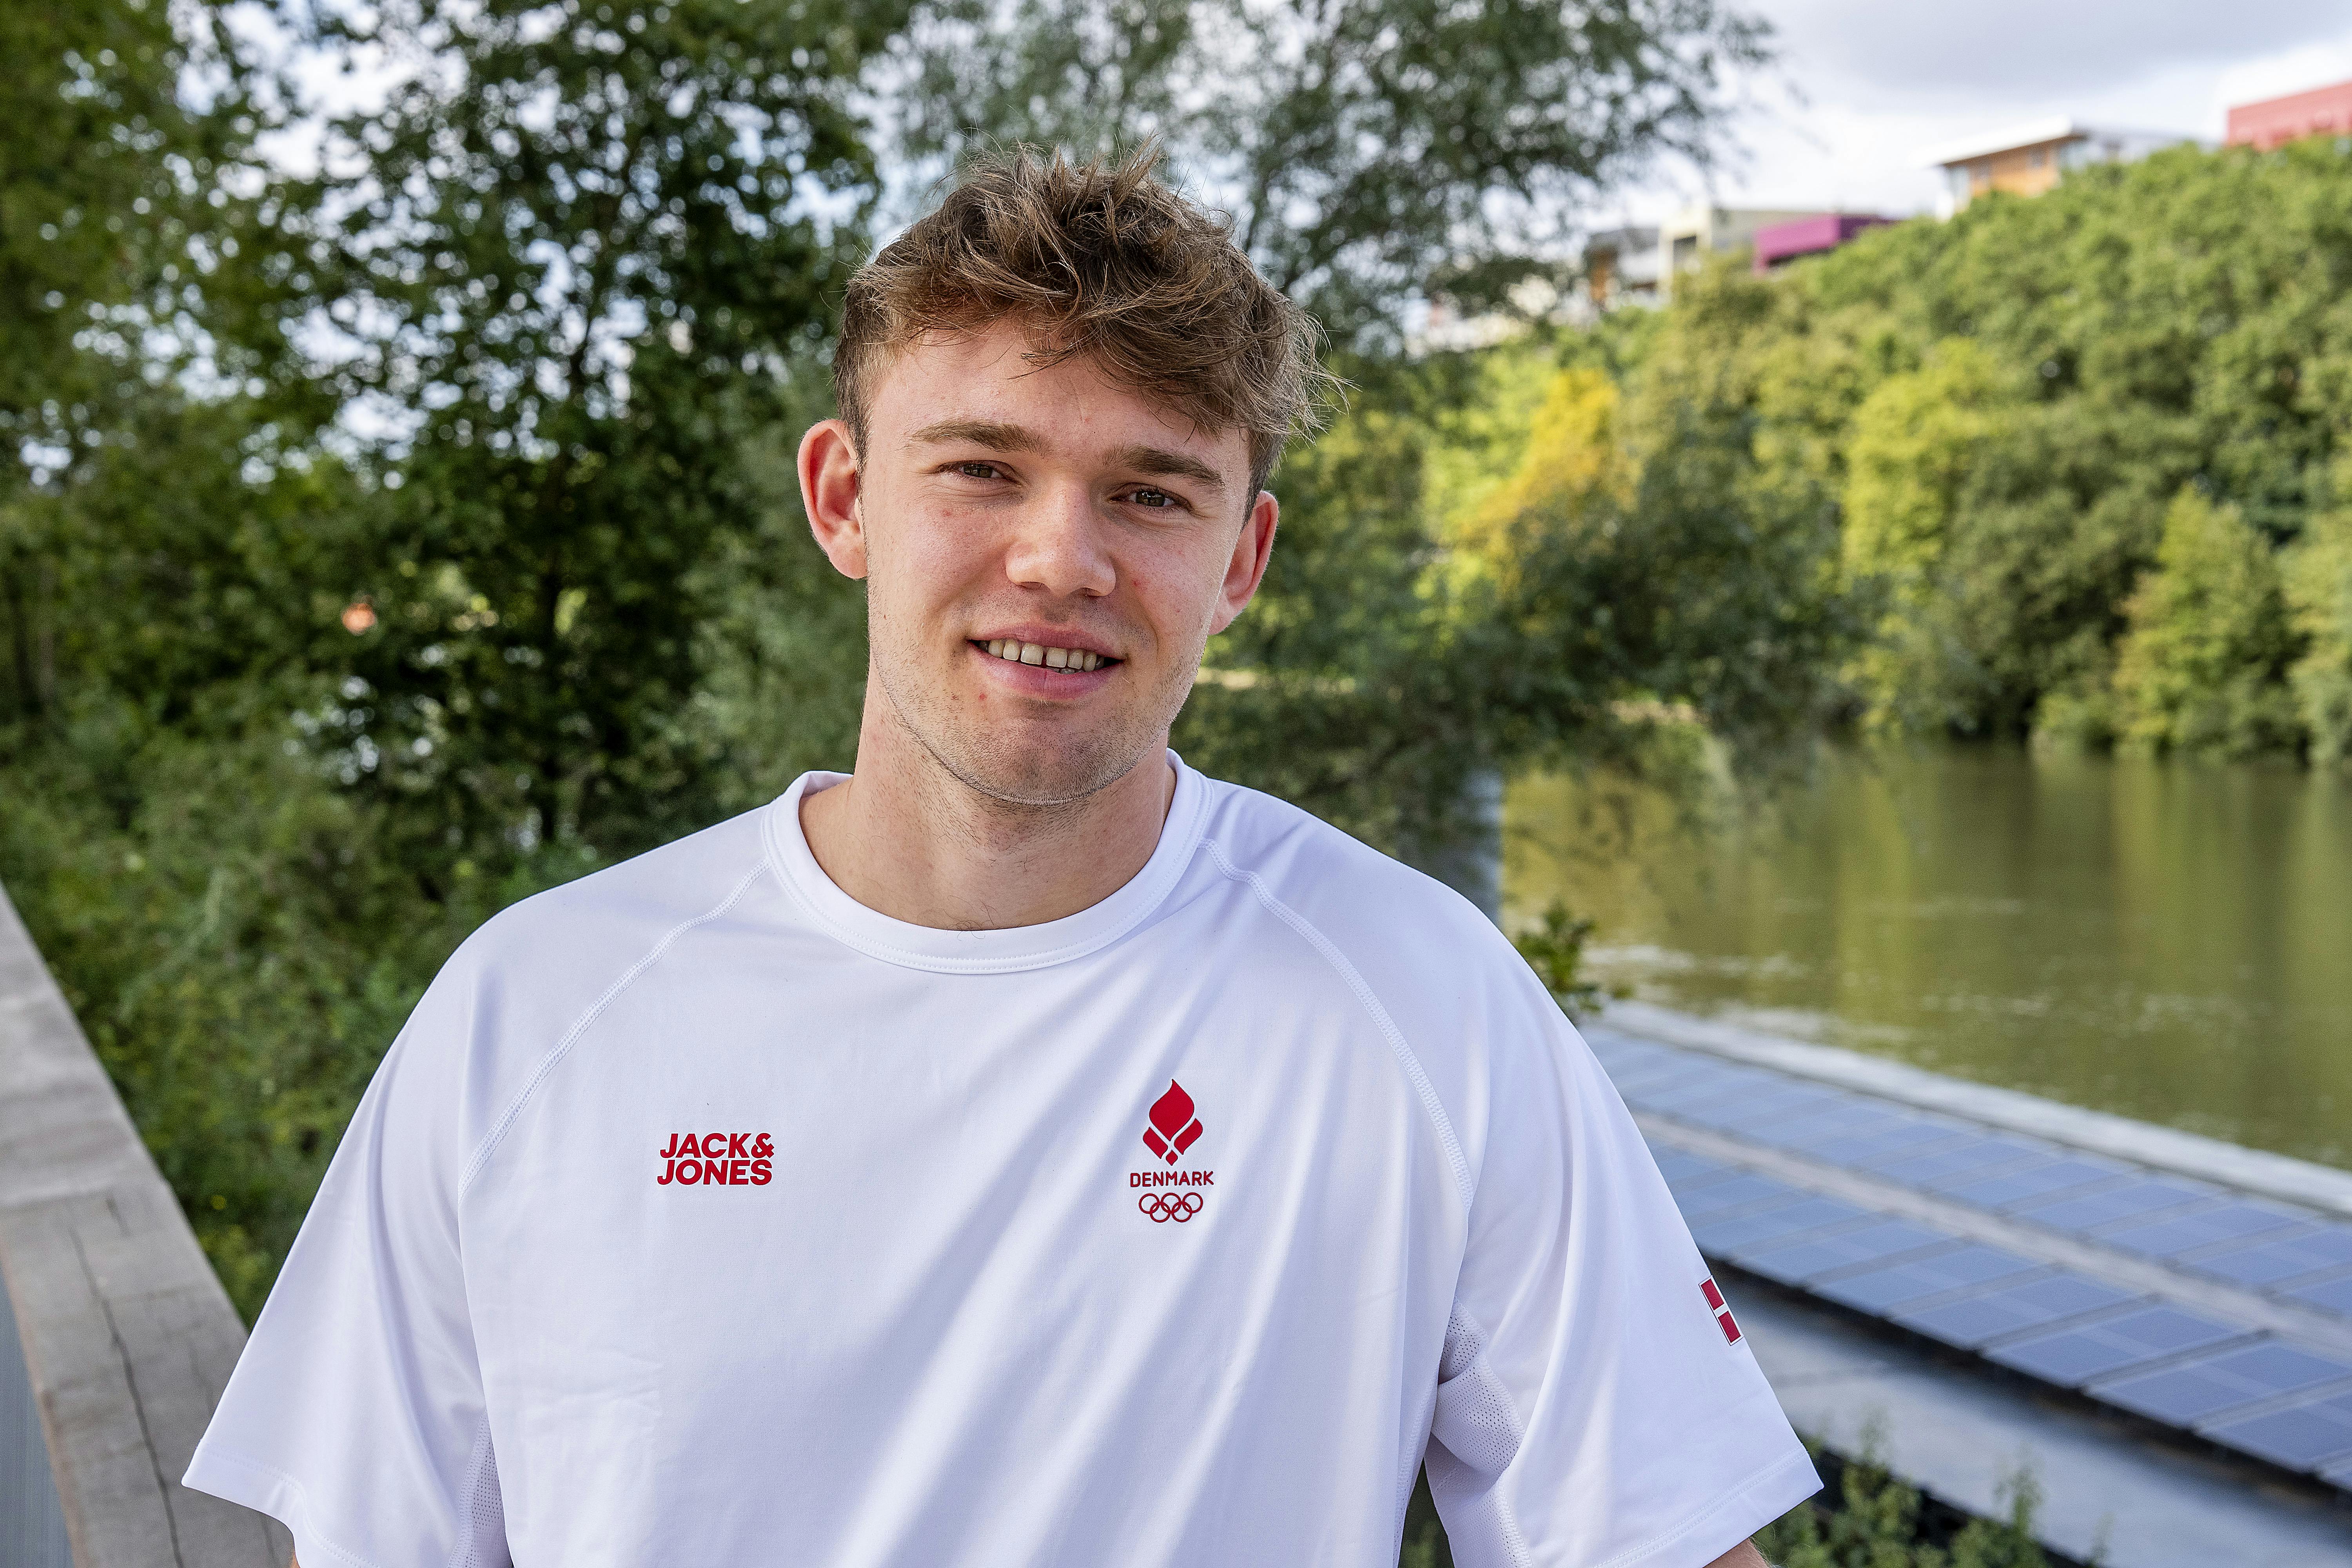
[2287,503,2352,764]
[1398,1437,2053,1566]
[1757,1443,2052,1568]
[2111,488,2301,757]
[1512,898,1610,1016]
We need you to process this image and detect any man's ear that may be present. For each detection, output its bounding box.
[1208,488,1279,636]
[799,419,868,580]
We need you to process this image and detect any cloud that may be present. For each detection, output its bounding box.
[1754,0,2349,106]
[1583,2,2352,225]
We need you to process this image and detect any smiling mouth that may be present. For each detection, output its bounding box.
[976,639,1116,673]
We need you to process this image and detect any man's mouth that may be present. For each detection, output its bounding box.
[976,639,1115,673]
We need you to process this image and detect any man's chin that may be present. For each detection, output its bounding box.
[930,731,1156,811]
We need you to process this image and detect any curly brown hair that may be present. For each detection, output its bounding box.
[834,144,1335,501]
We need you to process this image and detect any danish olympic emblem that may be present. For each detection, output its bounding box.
[1142,1080,1203,1164]
[1129,1080,1212,1222]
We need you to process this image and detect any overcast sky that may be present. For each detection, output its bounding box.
[1603,0,2352,223]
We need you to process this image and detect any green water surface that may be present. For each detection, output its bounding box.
[1506,746,2352,1169]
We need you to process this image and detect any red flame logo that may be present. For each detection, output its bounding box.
[1142,1080,1203,1165]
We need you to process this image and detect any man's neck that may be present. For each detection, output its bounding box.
[798,708,1177,932]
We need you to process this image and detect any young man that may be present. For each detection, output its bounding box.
[187,150,1815,1566]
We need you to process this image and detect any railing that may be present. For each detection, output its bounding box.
[0,882,283,1566]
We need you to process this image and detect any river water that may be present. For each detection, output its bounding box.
[1505,745,2352,1170]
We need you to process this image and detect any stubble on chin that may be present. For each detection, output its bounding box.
[868,609,1189,813]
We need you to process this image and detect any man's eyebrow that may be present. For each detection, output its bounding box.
[1109,444,1227,494]
[905,419,1045,452]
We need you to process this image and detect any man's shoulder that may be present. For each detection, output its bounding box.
[1191,775,1524,993]
[480,803,771,951]
[432,802,779,1024]
[1190,774,1576,1195]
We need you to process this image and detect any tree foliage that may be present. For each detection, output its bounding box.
[1,0,1797,1322]
[1174,329,1851,854]
[1622,135,2352,758]
[2286,478,2352,764]
[282,0,905,856]
[888,0,1767,349]
[2111,488,2299,756]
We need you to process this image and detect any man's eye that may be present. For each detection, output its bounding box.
[1126,487,1179,509]
[954,461,1004,481]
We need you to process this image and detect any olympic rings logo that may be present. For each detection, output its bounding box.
[1138,1192,1204,1223]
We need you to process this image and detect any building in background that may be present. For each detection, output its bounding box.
[1581,225,1661,315]
[1922,119,2193,216]
[2227,79,2352,150]
[1657,205,1822,299]
[1751,213,1893,273]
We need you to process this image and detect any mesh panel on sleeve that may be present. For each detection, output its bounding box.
[1431,1307,1525,1479]
[454,1419,512,1568]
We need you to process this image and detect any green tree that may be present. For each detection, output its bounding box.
[891,0,1768,350]
[1836,340,2023,733]
[2285,503,2352,764]
[0,0,278,726]
[2111,487,2301,757]
[284,0,905,861]
[1599,136,2352,752]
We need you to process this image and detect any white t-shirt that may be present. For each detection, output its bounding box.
[185,758,1815,1567]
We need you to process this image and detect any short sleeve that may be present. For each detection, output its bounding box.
[1425,993,1818,1568]
[184,959,510,1568]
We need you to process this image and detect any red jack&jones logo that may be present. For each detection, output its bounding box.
[658,1131,774,1187]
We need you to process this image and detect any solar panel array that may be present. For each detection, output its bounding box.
[1587,1026,2352,1490]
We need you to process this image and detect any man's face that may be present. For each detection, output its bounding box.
[802,320,1276,807]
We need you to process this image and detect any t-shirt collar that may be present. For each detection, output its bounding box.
[762,750,1208,974]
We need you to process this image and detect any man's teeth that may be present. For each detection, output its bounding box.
[984,640,1106,672]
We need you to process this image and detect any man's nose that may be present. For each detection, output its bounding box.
[1004,482,1116,598]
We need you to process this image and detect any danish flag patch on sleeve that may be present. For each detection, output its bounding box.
[1700,1277,1742,1345]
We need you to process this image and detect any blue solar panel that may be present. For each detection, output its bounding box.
[1691,1196,1869,1256]
[2284,1275,2352,1318]
[1603,1058,1715,1096]
[2014,1178,2218,1236]
[1893,1273,2141,1350]
[2098,1203,2313,1262]
[1612,1071,1735,1108]
[1630,1063,1777,1108]
[1675,1173,1798,1220]
[1597,1041,1721,1078]
[2189,1229,2352,1288]
[2204,1391,2352,1472]
[1815,1246,2043,1314]
[1935,1155,2127,1210]
[1786,1103,1913,1138]
[1802,1121,1975,1167]
[2094,1342,2352,1425]
[1651,1150,1733,1189]
[1740,1101,1898,1150]
[1734,1221,1955,1285]
[1864,1136,2050,1189]
[1683,1085,1853,1134]
[1988,1306,2248,1387]
[1599,1048,1712,1086]
[1582,1027,1670,1066]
